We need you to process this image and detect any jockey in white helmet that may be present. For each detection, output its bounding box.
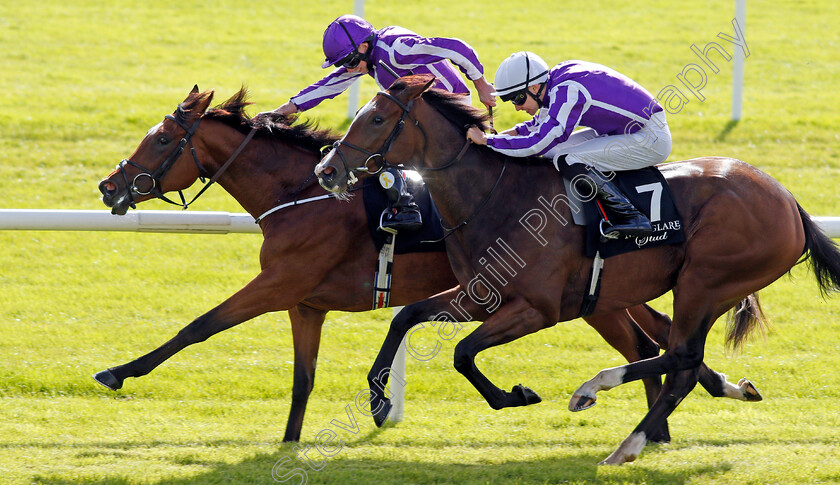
[467,51,672,239]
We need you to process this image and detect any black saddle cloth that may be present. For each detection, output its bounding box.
[583,166,685,258]
[362,175,446,254]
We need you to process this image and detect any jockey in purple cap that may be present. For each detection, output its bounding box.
[467,52,672,239]
[260,15,495,232]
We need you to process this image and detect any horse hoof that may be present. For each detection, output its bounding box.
[93,369,122,391]
[598,455,628,466]
[512,384,542,406]
[569,394,596,412]
[373,400,392,428]
[739,378,763,402]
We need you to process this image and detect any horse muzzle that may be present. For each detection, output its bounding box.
[315,157,349,194]
[98,179,132,215]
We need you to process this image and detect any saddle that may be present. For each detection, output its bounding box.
[362,174,445,254]
[565,166,685,317]
[565,166,685,259]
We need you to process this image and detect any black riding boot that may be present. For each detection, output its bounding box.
[380,168,422,232]
[555,157,652,239]
[596,179,653,239]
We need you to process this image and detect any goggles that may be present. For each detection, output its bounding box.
[338,50,366,69]
[501,90,529,106]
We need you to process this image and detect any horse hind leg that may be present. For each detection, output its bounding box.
[601,366,701,465]
[629,302,763,402]
[592,305,716,464]
[284,304,326,442]
[569,299,716,421]
[697,365,762,402]
[583,307,670,443]
[587,284,747,463]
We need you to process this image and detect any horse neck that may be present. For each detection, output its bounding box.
[196,120,323,219]
[415,102,504,230]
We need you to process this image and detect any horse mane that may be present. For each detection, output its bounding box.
[418,87,548,167]
[418,88,491,132]
[200,87,340,153]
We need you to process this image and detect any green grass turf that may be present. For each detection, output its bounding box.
[1,0,839,483]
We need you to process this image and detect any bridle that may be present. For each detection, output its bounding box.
[323,90,506,240]
[115,109,255,210]
[323,91,434,185]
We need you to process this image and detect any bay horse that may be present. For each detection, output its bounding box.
[314,74,840,464]
[94,86,758,445]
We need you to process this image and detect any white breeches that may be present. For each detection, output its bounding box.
[549,111,672,172]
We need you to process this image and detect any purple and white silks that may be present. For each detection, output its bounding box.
[486,60,671,171]
[291,26,484,112]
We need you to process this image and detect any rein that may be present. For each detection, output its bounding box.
[488,106,497,135]
[432,160,507,242]
[117,112,256,210]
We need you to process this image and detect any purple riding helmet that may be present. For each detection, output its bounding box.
[321,15,376,69]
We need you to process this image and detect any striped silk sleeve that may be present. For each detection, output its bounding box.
[290,68,365,112]
[486,83,587,157]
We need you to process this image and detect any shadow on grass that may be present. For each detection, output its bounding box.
[31,442,732,485]
[716,119,740,141]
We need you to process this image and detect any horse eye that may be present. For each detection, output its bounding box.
[372,116,385,125]
[157,136,170,145]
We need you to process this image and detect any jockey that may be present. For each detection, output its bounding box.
[262,15,495,231]
[466,51,672,239]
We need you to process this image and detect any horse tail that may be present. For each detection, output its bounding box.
[725,293,767,351]
[797,202,840,295]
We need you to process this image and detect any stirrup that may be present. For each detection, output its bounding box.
[599,219,620,240]
[378,211,398,235]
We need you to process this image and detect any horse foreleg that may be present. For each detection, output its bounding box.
[453,297,549,410]
[366,287,476,427]
[628,303,762,402]
[93,269,293,392]
[284,304,326,442]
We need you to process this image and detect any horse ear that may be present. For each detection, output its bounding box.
[420,75,436,92]
[391,73,437,103]
[194,90,214,114]
[191,85,199,94]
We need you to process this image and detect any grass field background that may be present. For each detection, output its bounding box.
[1,1,839,483]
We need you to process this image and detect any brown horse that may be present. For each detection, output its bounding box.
[314,75,840,464]
[94,86,758,444]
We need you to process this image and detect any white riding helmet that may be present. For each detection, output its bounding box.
[491,51,550,98]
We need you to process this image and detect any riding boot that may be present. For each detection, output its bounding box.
[554,157,651,239]
[380,168,422,231]
[595,179,653,239]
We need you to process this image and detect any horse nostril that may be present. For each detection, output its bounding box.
[322,166,335,176]
[99,180,117,196]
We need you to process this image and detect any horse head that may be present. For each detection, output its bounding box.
[315,74,437,193]
[99,86,215,215]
